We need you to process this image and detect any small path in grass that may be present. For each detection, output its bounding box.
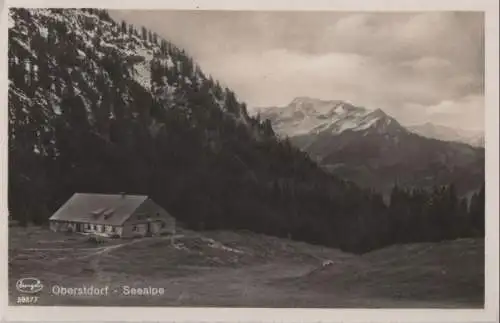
[10,234,185,263]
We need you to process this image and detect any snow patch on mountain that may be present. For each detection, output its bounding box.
[133,47,153,90]
[355,116,379,131]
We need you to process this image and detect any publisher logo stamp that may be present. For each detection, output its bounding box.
[16,277,43,294]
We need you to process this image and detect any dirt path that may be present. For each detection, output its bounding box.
[11,234,186,263]
[79,238,147,259]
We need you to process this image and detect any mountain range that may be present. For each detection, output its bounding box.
[408,122,484,148]
[8,8,484,253]
[257,97,484,194]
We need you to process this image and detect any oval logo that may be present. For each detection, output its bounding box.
[16,277,43,294]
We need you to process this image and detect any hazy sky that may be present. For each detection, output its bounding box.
[110,10,484,131]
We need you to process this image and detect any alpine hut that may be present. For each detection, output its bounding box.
[49,193,176,238]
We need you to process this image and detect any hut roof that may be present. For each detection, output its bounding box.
[49,193,149,226]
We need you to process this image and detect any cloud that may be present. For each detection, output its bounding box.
[400,57,452,71]
[199,49,372,107]
[109,10,484,130]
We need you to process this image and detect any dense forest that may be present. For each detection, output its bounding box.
[7,8,485,253]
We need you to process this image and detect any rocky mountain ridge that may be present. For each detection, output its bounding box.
[258,97,484,194]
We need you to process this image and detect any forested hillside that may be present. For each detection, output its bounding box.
[8,8,485,253]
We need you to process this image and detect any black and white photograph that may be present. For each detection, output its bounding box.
[2,0,499,321]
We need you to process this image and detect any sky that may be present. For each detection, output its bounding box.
[110,10,485,131]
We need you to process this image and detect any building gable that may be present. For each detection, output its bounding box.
[121,199,176,237]
[124,199,175,224]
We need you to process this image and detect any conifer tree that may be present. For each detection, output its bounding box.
[469,184,485,236]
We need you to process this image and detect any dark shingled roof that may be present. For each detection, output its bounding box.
[49,193,149,226]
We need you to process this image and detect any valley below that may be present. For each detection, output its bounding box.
[9,226,484,308]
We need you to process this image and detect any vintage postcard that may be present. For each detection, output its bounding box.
[1,0,498,322]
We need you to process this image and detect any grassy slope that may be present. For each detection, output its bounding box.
[9,227,484,307]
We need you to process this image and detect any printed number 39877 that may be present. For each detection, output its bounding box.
[17,296,39,305]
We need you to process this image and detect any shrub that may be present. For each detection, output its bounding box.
[87,234,105,244]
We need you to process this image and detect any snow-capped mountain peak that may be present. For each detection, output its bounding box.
[368,108,387,118]
[257,98,405,137]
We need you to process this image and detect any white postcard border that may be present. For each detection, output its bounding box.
[0,0,498,322]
